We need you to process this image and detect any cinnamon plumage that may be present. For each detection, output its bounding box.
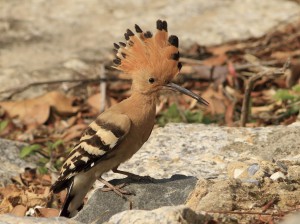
[51,19,208,218]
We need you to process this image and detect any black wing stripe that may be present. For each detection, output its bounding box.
[95,119,126,138]
[81,135,110,151]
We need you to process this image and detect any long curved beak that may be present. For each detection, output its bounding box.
[165,82,209,106]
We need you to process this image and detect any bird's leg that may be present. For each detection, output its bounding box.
[98,177,132,197]
[112,167,154,182]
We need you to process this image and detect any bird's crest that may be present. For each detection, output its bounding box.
[113,20,181,81]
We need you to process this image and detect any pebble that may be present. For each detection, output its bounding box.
[270,171,286,181]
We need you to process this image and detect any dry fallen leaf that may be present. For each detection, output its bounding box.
[10,205,27,217]
[61,123,88,142]
[0,91,80,127]
[35,207,59,217]
[0,182,51,214]
[87,93,117,112]
[201,86,227,115]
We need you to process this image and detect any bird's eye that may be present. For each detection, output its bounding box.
[148,78,155,84]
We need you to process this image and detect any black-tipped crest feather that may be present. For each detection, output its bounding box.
[144,31,153,38]
[168,35,179,47]
[135,24,143,33]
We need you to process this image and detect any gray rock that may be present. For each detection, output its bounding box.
[0,214,83,224]
[280,213,300,224]
[105,205,212,224]
[0,138,36,186]
[102,124,300,182]
[74,175,197,224]
[186,179,235,212]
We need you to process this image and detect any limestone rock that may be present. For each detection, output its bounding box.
[102,124,300,182]
[0,139,35,185]
[105,205,212,224]
[0,214,83,224]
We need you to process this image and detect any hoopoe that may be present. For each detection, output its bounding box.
[50,19,208,218]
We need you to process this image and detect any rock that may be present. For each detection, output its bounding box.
[281,212,300,224]
[187,179,236,212]
[287,165,300,181]
[0,214,83,224]
[270,171,286,181]
[185,178,209,210]
[0,138,36,185]
[105,205,212,224]
[186,174,300,222]
[227,161,249,179]
[101,124,300,182]
[74,175,197,224]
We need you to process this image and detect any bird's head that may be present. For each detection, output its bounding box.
[113,20,208,106]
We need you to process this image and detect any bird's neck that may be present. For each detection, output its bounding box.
[124,91,157,125]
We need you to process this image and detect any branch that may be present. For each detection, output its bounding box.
[0,77,130,100]
[99,65,106,113]
[240,59,290,127]
[205,209,293,217]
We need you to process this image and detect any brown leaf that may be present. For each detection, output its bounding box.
[251,104,275,115]
[35,207,59,217]
[0,198,14,214]
[271,50,300,60]
[225,102,234,127]
[87,93,117,112]
[61,123,87,142]
[46,91,80,115]
[0,101,50,127]
[10,205,27,217]
[201,86,226,115]
[0,91,79,127]
[59,190,67,205]
[202,45,233,66]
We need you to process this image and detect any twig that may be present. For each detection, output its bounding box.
[205,208,299,217]
[0,77,130,100]
[180,57,204,65]
[99,65,106,113]
[240,59,290,127]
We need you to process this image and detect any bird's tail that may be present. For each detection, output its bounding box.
[58,179,71,217]
[52,174,95,218]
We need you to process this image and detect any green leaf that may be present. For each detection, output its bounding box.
[20,144,41,158]
[37,166,48,174]
[0,120,9,133]
[46,139,64,151]
[55,159,64,169]
[292,84,300,93]
[157,104,182,126]
[184,110,203,123]
[274,89,295,101]
[52,139,64,149]
[38,157,49,164]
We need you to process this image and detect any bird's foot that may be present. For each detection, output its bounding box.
[99,177,133,197]
[112,169,155,182]
[99,177,133,209]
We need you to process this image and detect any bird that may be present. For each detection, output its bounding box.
[50,19,208,218]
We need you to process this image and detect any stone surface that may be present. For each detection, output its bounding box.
[105,205,212,224]
[74,175,197,224]
[0,138,35,186]
[281,213,300,224]
[0,214,83,224]
[0,123,299,223]
[102,124,300,182]
[1,0,299,99]
[186,174,300,222]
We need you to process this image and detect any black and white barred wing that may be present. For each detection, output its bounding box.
[51,114,131,193]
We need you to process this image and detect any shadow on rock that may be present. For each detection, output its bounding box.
[73,174,197,224]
